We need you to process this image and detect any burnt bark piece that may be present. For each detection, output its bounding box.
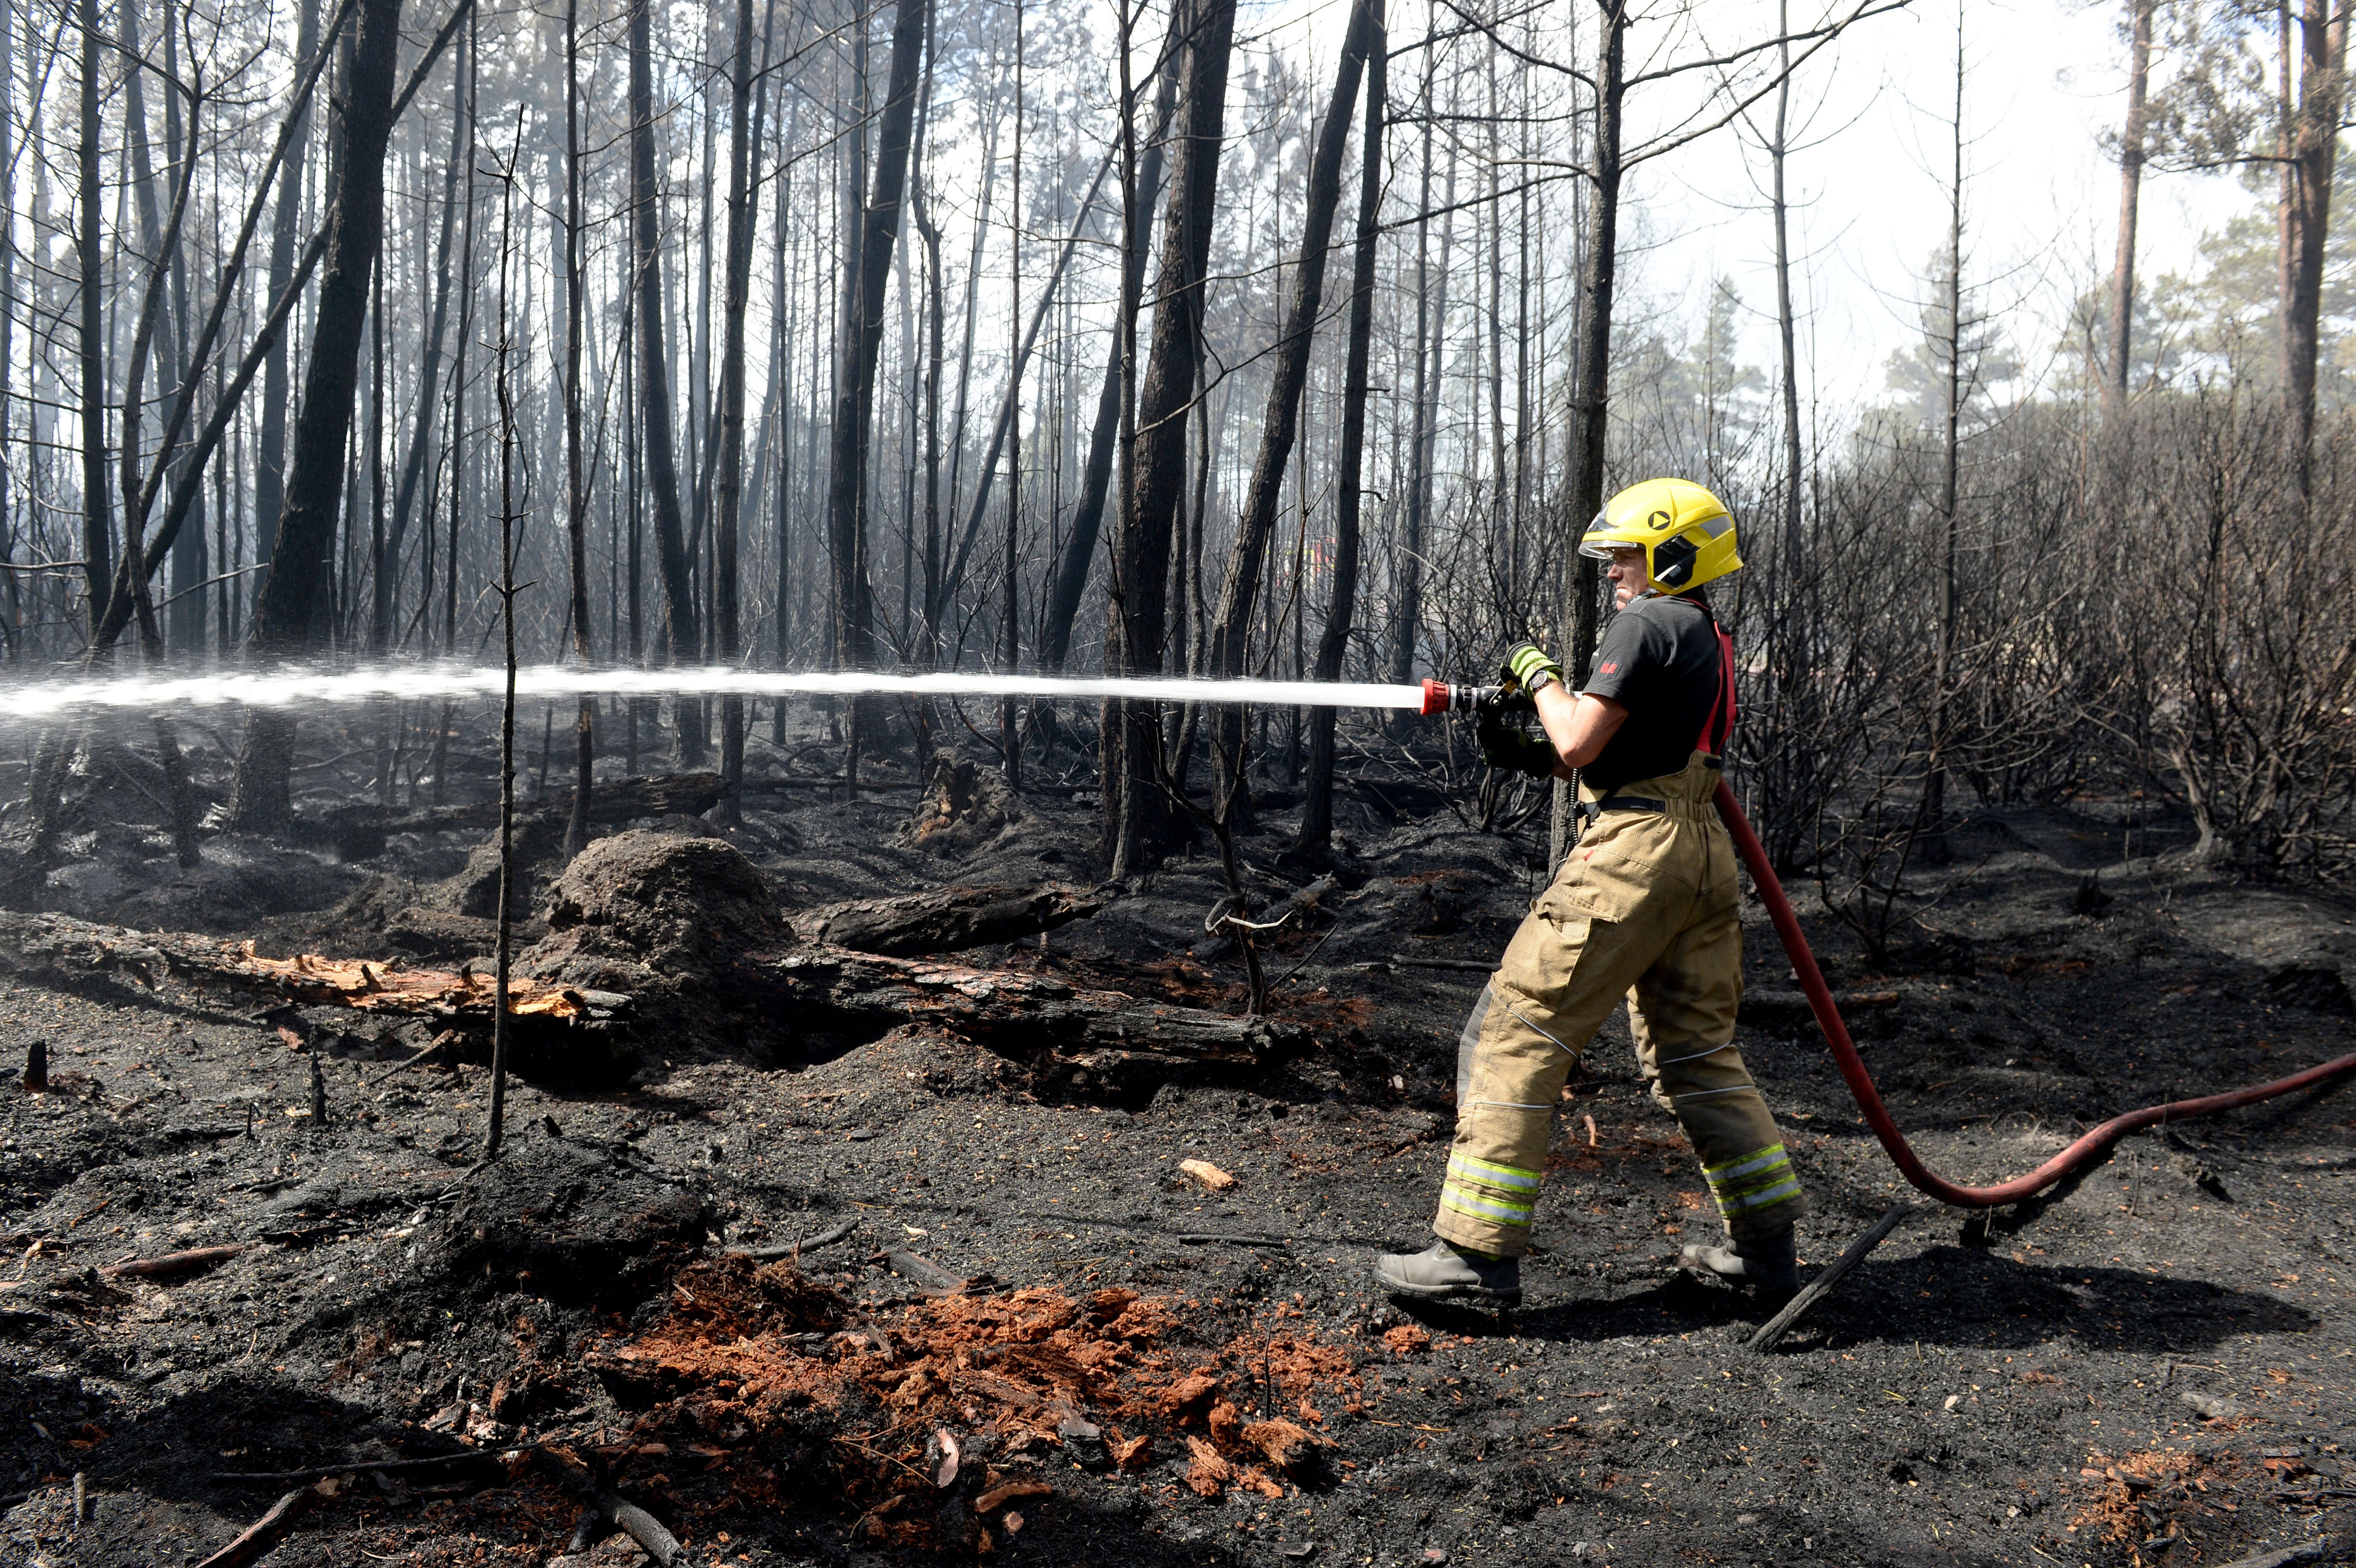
[884,1248,969,1296]
[794,884,1104,957]
[102,1244,250,1280]
[0,911,626,1029]
[762,947,1303,1072]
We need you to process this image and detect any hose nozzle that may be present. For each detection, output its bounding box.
[1419,678,1523,715]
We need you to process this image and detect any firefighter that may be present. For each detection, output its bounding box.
[1374,477,1806,1307]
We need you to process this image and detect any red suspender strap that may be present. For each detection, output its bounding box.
[1692,602,1735,757]
[1713,625,1736,752]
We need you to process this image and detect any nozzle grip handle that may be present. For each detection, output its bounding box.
[1418,679,1533,716]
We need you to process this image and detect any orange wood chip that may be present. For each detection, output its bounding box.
[1239,1418,1329,1470]
[1179,1158,1237,1191]
[974,1480,1052,1512]
[1184,1436,1233,1498]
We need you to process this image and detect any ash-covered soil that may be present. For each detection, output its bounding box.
[0,711,2352,1568]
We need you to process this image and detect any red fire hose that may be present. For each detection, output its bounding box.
[1711,781,2356,1208]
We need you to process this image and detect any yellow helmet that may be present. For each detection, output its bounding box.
[1580,477,1741,592]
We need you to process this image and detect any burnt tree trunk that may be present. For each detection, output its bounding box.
[1202,0,1374,713]
[76,0,109,636]
[1923,14,1966,862]
[161,127,192,657]
[2102,0,2151,420]
[822,0,929,763]
[1762,0,1811,875]
[913,183,944,670]
[231,0,407,830]
[1103,0,1238,880]
[1299,1,1383,852]
[1039,61,1178,674]
[563,0,595,854]
[940,137,1124,616]
[632,0,704,762]
[1549,0,1625,870]
[121,1,204,655]
[252,0,322,576]
[387,87,465,654]
[2280,0,2348,494]
[155,717,202,868]
[1384,100,1445,700]
[714,0,764,823]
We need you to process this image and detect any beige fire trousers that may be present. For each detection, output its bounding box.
[1431,752,1806,1258]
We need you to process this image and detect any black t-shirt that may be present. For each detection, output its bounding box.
[1578,591,1726,791]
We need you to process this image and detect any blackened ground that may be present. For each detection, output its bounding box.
[0,710,2350,1568]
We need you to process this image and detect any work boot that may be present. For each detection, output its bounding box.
[1373,1240,1522,1307]
[1680,1228,1799,1299]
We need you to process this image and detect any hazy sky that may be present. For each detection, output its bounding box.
[1234,0,2260,414]
[1606,0,2254,407]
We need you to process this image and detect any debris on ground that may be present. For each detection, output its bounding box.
[1179,1157,1239,1191]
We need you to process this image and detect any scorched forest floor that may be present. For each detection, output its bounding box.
[0,710,2349,1568]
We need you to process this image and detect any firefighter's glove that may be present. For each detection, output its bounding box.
[1478,713,1558,779]
[1502,642,1564,696]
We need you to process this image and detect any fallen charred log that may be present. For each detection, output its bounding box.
[792,882,1104,956]
[0,910,626,1024]
[0,817,1303,1100]
[525,830,1292,1087]
[759,946,1307,1081]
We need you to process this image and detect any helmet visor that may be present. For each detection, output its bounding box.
[1577,509,1623,561]
[1579,530,1647,566]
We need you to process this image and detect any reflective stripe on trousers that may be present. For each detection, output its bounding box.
[1702,1142,1803,1222]
[1440,1149,1542,1229]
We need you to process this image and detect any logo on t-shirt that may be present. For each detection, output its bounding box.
[1599,661,1619,675]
